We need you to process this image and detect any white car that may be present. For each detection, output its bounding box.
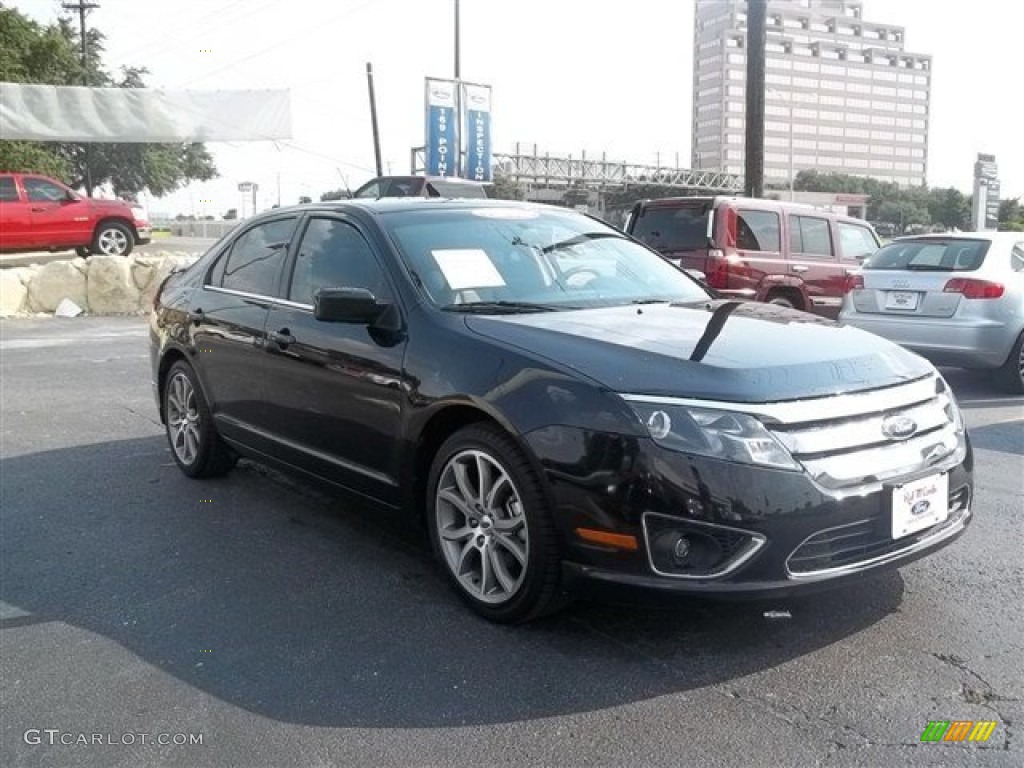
[840,232,1024,393]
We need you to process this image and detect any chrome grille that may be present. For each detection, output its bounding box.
[764,374,963,492]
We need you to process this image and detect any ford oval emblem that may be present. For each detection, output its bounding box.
[882,414,918,440]
[911,499,931,516]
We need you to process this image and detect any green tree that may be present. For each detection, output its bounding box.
[0,6,217,197]
[927,188,971,230]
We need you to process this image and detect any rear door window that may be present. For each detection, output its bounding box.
[864,239,991,271]
[789,215,834,258]
[838,222,880,260]
[214,217,298,296]
[735,209,781,252]
[630,204,711,251]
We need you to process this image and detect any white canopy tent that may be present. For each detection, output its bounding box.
[0,83,291,142]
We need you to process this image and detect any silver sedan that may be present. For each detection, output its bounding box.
[839,232,1024,392]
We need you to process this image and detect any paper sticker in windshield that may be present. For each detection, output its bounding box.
[470,208,538,219]
[432,249,506,290]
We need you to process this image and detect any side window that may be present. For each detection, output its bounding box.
[218,218,297,296]
[735,210,781,252]
[791,215,833,258]
[0,176,19,202]
[354,181,381,199]
[23,177,67,202]
[838,222,880,260]
[288,218,391,306]
[1012,243,1024,272]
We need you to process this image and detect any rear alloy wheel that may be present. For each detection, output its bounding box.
[427,424,563,623]
[997,331,1024,394]
[92,221,133,256]
[163,361,234,478]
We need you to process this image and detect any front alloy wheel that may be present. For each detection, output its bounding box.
[436,449,530,604]
[428,424,563,622]
[93,222,133,256]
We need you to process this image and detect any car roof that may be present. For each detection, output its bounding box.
[638,195,870,225]
[251,198,563,217]
[893,232,1023,243]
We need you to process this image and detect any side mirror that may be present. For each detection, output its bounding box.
[314,287,384,324]
[63,190,78,203]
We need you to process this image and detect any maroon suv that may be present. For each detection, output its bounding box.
[624,196,880,318]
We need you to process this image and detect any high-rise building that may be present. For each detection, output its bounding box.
[692,0,931,188]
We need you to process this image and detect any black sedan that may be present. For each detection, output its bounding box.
[150,199,972,622]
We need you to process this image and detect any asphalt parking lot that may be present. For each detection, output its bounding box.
[1,317,1021,768]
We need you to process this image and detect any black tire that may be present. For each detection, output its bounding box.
[75,246,91,258]
[767,293,797,309]
[163,360,235,478]
[996,330,1024,394]
[426,424,564,623]
[92,221,134,257]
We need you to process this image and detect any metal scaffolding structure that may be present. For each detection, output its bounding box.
[410,147,743,192]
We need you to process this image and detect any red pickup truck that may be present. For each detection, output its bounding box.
[0,172,151,257]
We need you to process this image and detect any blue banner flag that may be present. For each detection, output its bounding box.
[425,78,457,177]
[462,83,492,182]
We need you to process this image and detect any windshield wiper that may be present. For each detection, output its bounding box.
[630,298,672,305]
[441,300,562,314]
[541,232,625,254]
[904,265,955,271]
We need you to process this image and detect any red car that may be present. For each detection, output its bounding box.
[0,172,151,257]
[624,196,880,318]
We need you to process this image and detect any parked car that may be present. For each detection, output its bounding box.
[0,172,151,257]
[151,199,971,622]
[352,175,488,200]
[623,196,880,318]
[840,232,1024,392]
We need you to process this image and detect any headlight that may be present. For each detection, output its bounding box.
[627,400,801,471]
[937,375,965,433]
[131,206,147,221]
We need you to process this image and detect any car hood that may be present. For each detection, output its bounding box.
[464,300,933,403]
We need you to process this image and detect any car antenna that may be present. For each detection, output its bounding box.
[336,168,353,199]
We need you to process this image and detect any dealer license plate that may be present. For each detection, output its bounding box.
[885,290,919,310]
[891,472,949,539]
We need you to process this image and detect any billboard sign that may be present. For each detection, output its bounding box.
[425,78,457,177]
[462,83,493,182]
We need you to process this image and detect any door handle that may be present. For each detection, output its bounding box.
[269,328,295,347]
[30,207,47,213]
[790,265,809,273]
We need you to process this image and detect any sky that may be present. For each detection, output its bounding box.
[10,0,1023,217]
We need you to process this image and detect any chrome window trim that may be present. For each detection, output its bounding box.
[621,372,938,425]
[641,512,767,581]
[204,285,313,312]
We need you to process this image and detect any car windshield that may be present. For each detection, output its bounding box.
[382,206,710,311]
[863,239,991,272]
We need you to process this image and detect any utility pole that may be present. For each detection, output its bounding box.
[744,0,766,198]
[453,0,463,177]
[63,1,99,197]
